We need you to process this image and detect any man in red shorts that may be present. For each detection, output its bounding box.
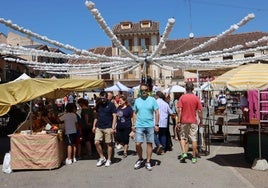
[176,82,203,164]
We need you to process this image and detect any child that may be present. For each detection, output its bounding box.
[59,103,78,165]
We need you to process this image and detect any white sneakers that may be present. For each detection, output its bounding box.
[96,157,106,167]
[105,160,111,167]
[65,158,77,165]
[145,162,153,171]
[65,158,72,165]
[96,157,112,167]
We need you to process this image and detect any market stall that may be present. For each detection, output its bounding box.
[10,133,64,170]
[0,78,105,170]
[211,63,268,170]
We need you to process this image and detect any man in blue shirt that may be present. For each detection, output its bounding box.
[93,91,117,167]
[133,83,159,171]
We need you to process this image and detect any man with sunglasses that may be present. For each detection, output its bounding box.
[93,91,117,167]
[132,83,159,171]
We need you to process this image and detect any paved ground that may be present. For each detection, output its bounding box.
[0,130,268,188]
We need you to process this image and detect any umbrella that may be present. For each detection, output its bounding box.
[211,63,268,170]
[163,85,185,93]
[104,81,131,92]
[211,63,268,91]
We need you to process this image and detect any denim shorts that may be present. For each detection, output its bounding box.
[135,127,154,143]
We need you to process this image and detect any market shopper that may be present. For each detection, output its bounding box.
[176,82,203,164]
[154,91,173,155]
[77,98,95,158]
[107,91,122,150]
[59,103,78,165]
[115,96,133,158]
[132,83,159,171]
[93,91,117,167]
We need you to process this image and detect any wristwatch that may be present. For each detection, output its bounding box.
[155,124,159,127]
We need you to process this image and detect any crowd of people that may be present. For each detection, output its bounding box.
[52,81,204,171]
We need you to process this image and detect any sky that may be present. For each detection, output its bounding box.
[0,0,268,51]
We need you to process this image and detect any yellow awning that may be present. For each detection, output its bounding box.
[211,64,268,91]
[0,78,105,116]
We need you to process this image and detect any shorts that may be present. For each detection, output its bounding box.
[135,127,154,143]
[65,133,77,146]
[94,128,113,143]
[179,123,198,142]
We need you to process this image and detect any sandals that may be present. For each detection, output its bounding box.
[123,152,127,158]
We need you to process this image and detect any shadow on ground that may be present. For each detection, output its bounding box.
[207,153,251,169]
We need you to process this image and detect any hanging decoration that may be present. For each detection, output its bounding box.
[0,1,267,77]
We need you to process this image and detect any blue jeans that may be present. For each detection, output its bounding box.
[154,128,168,150]
[135,127,154,143]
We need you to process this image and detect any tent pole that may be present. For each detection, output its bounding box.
[258,90,262,159]
[30,101,33,134]
[197,70,200,97]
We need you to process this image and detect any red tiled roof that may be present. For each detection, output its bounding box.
[163,32,268,55]
[88,47,112,56]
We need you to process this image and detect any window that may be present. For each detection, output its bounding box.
[244,53,255,58]
[200,58,210,61]
[122,39,132,51]
[140,38,149,51]
[223,55,233,60]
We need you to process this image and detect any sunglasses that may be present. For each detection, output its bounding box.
[140,89,148,93]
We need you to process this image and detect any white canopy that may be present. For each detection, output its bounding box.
[104,81,131,92]
[200,82,213,91]
[12,73,31,82]
[163,85,186,93]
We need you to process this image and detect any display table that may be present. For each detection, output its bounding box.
[243,131,268,163]
[9,133,65,170]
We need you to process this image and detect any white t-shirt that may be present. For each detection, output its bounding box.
[218,94,227,105]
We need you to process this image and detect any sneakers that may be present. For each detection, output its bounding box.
[65,158,72,165]
[96,157,106,167]
[145,162,153,171]
[105,159,111,167]
[180,153,188,163]
[73,158,77,163]
[191,157,197,164]
[134,159,144,169]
